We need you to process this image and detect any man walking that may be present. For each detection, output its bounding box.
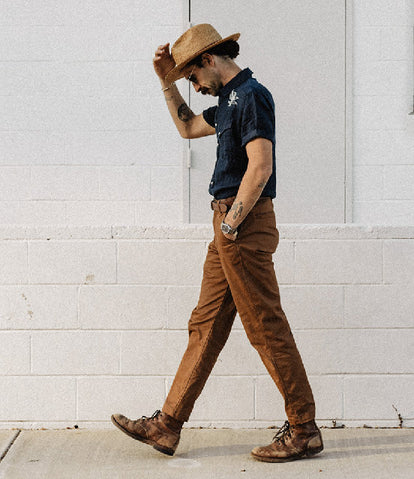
[111,23,323,463]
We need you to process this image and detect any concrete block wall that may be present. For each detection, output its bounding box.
[1,0,414,429]
[0,224,413,429]
[0,0,184,226]
[1,0,414,226]
[1,0,414,222]
[353,0,414,223]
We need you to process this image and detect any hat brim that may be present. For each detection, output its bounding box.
[165,32,240,85]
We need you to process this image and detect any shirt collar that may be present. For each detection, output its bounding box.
[219,68,253,101]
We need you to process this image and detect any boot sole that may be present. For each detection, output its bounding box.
[251,445,324,463]
[111,415,176,456]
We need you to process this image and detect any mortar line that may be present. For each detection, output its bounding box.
[0,430,21,464]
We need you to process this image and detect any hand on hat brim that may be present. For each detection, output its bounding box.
[164,32,240,84]
[153,43,176,81]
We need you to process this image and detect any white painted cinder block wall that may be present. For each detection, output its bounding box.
[0,1,413,429]
[0,0,184,225]
[353,0,414,223]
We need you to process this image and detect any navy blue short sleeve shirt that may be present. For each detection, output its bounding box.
[202,68,276,200]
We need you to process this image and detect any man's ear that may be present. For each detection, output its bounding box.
[201,52,214,66]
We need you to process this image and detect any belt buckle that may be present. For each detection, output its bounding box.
[211,199,228,213]
[219,203,228,213]
[216,200,227,213]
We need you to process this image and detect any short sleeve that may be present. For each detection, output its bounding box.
[240,89,275,148]
[202,106,217,129]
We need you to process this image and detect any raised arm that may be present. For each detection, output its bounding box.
[153,43,215,139]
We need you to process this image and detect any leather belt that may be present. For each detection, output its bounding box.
[210,196,236,213]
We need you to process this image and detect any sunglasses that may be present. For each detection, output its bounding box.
[186,64,197,83]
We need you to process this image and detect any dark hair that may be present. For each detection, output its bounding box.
[188,40,240,67]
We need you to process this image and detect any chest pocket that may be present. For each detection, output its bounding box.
[216,118,238,158]
[217,118,231,140]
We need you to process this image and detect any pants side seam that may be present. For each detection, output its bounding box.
[173,285,233,417]
[234,242,291,409]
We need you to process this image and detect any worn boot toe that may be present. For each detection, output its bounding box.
[251,420,324,463]
[111,410,182,456]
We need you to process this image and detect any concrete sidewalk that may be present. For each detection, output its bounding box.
[1,428,413,479]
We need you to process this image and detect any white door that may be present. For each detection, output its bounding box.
[188,0,348,224]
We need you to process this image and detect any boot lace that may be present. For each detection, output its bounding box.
[141,410,161,421]
[272,421,291,444]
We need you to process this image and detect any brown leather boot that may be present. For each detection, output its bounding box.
[251,420,324,463]
[111,410,183,456]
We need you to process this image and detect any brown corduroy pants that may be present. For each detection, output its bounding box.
[162,197,315,425]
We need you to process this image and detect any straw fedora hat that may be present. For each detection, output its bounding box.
[165,24,240,84]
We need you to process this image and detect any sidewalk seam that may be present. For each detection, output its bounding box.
[0,430,21,464]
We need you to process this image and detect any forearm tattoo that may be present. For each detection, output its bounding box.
[229,201,243,221]
[178,103,193,122]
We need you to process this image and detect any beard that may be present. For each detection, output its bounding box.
[201,80,223,97]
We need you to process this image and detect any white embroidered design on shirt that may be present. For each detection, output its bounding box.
[228,90,239,107]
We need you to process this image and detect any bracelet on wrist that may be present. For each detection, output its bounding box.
[162,82,175,92]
